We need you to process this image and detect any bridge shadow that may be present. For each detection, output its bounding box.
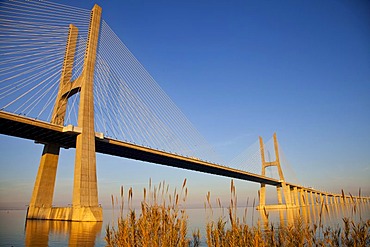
[24,219,102,246]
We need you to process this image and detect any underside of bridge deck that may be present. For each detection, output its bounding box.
[0,111,280,187]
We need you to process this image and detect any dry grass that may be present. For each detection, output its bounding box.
[106,179,370,246]
[105,179,200,247]
[204,214,370,246]
[204,180,370,247]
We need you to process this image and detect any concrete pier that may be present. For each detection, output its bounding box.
[27,4,103,222]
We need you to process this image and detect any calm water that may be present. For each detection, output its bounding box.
[1,202,369,246]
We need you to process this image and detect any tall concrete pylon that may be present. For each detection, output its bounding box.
[27,4,102,222]
[257,133,292,209]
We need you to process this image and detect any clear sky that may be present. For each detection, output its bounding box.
[0,0,369,209]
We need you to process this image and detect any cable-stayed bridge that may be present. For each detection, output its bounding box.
[0,1,368,221]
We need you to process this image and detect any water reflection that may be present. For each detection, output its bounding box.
[25,219,102,246]
[19,202,369,246]
[258,201,370,229]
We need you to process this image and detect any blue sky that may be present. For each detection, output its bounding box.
[0,0,369,209]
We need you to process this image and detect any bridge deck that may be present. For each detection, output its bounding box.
[0,111,280,186]
[1,111,368,199]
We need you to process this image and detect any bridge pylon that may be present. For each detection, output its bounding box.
[27,4,102,222]
[257,133,294,210]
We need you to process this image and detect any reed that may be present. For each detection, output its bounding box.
[106,179,369,246]
[105,179,200,247]
[204,180,370,247]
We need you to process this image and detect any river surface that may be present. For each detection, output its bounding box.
[1,202,369,246]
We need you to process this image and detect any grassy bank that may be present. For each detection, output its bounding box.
[105,180,370,246]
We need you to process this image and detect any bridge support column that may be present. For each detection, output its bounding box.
[259,184,266,208]
[27,22,78,220]
[290,188,295,205]
[71,4,102,222]
[276,185,283,205]
[304,190,309,205]
[27,4,102,222]
[293,187,299,206]
[299,189,305,206]
[257,133,290,209]
[283,183,292,207]
[27,144,60,219]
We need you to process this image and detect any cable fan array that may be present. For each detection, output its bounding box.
[229,136,300,183]
[0,0,90,122]
[0,0,298,177]
[94,21,223,164]
[229,139,262,174]
[0,0,223,164]
[279,145,299,184]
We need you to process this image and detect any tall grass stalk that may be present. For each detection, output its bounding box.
[106,179,369,246]
[105,179,200,247]
[204,180,370,246]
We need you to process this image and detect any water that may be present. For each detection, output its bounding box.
[1,202,369,246]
